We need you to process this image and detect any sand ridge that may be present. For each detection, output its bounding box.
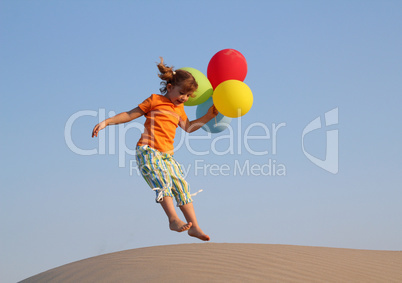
[21,243,402,282]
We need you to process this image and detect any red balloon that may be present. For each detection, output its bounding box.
[207,49,248,89]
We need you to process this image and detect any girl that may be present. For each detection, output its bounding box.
[92,58,218,241]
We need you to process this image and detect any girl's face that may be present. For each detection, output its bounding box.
[166,84,193,106]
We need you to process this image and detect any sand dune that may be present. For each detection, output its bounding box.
[21,243,402,282]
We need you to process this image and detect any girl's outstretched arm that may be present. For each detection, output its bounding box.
[180,105,218,133]
[92,107,145,137]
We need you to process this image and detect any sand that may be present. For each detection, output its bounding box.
[20,243,402,282]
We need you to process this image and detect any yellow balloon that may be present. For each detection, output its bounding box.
[213,80,253,118]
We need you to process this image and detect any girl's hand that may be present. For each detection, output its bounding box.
[207,105,219,118]
[92,120,108,137]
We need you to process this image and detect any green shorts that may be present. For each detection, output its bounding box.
[135,145,193,206]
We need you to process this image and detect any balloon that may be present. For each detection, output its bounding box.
[196,97,232,133]
[213,80,253,118]
[207,49,248,89]
[180,67,213,106]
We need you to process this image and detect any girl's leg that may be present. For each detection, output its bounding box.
[179,202,210,241]
[159,197,192,232]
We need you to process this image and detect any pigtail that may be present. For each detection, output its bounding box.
[157,57,175,81]
[158,57,176,94]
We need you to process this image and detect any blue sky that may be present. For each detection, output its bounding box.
[1,1,401,282]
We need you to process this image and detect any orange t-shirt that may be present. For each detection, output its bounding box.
[137,94,188,154]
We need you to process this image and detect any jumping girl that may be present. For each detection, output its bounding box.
[92,58,218,241]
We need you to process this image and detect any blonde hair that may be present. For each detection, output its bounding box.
[157,57,198,95]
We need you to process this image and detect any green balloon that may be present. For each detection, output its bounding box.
[180,67,213,106]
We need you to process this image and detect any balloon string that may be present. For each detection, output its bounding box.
[215,116,217,127]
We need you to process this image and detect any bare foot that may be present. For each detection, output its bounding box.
[169,219,192,232]
[188,226,210,241]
